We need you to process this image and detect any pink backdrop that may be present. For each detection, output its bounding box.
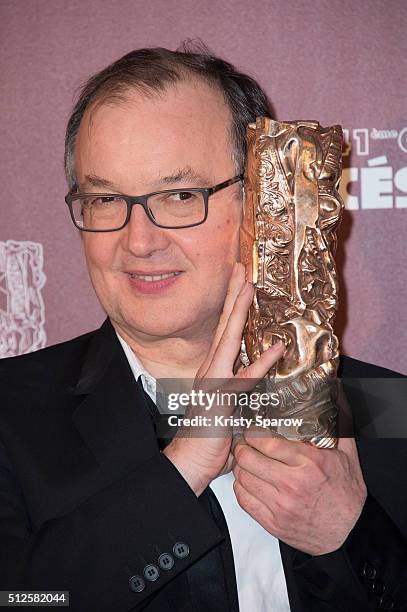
[1,0,406,373]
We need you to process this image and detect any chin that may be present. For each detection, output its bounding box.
[115,308,198,339]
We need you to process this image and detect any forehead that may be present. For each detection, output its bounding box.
[74,79,235,190]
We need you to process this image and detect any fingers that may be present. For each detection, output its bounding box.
[238,341,285,383]
[198,262,246,375]
[198,259,285,391]
[216,262,247,338]
[209,280,255,373]
[233,440,286,490]
[233,476,275,529]
[243,429,313,466]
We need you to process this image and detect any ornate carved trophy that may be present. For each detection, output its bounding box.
[240,117,344,448]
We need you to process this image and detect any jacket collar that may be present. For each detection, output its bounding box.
[73,317,120,396]
[71,317,159,481]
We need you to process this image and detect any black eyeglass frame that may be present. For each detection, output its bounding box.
[65,174,244,231]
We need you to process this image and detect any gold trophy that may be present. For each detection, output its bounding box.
[240,117,344,448]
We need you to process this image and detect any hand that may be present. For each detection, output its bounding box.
[232,431,367,555]
[163,263,285,496]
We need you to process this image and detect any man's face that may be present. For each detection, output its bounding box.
[74,79,242,342]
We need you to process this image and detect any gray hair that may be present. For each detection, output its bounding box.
[64,41,274,190]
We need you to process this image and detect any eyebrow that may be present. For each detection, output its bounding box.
[157,166,212,186]
[82,175,117,190]
[82,166,212,193]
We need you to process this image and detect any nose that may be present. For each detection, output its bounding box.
[120,201,171,258]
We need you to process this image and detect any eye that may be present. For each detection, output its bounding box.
[170,191,196,202]
[153,191,199,205]
[89,196,116,206]
[180,191,194,201]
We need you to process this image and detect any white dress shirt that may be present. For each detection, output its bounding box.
[116,332,291,611]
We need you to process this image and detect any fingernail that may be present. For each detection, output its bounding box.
[233,262,244,278]
[269,340,284,351]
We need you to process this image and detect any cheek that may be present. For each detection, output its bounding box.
[214,207,241,258]
[82,235,118,276]
[186,207,241,281]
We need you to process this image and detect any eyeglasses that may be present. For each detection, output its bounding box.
[65,174,243,231]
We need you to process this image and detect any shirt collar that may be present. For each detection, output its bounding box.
[115,331,157,402]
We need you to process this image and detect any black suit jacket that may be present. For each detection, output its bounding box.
[0,318,406,611]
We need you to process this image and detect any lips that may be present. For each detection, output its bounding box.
[128,271,182,282]
[126,270,183,294]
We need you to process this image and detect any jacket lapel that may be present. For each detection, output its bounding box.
[72,318,159,482]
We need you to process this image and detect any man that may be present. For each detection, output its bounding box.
[1,45,406,611]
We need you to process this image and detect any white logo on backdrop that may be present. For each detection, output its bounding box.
[0,240,47,358]
[398,127,407,154]
[340,127,407,210]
